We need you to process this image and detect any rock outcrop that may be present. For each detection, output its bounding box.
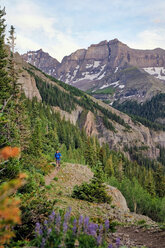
[106,185,129,213]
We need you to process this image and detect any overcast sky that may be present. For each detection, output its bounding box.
[1,0,165,61]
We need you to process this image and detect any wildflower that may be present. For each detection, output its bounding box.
[41,238,46,248]
[108,244,113,248]
[87,222,98,238]
[72,219,77,234]
[55,214,61,233]
[47,228,52,235]
[77,215,83,234]
[97,235,102,246]
[83,216,89,233]
[63,221,68,233]
[78,215,83,226]
[99,224,103,237]
[35,222,42,236]
[44,220,48,225]
[105,219,109,232]
[49,211,55,222]
[64,209,71,223]
[116,237,120,247]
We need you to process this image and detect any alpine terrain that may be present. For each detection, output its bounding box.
[22,39,165,105]
[1,6,165,248]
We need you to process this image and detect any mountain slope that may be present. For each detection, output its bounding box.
[15,51,165,159]
[22,39,165,104]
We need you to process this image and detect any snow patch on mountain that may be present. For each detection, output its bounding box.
[109,81,120,87]
[93,61,101,68]
[143,67,165,80]
[119,85,125,89]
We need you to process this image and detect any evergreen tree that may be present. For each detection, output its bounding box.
[145,169,156,196]
[0,7,11,108]
[105,155,114,176]
[7,25,18,98]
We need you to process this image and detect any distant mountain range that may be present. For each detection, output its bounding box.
[22,39,165,104]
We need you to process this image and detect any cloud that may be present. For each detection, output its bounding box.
[15,34,41,53]
[128,28,165,50]
[2,0,81,61]
[2,0,165,61]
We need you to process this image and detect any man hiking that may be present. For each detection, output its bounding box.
[55,150,61,168]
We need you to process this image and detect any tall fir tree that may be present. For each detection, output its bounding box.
[0,7,11,110]
[0,7,12,147]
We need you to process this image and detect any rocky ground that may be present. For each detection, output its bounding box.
[45,163,165,248]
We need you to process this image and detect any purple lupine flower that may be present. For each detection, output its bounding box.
[72,219,77,234]
[90,230,97,237]
[63,221,68,233]
[47,228,52,235]
[49,211,55,222]
[108,244,113,248]
[116,237,120,248]
[64,209,71,223]
[78,215,83,226]
[35,222,42,236]
[105,219,109,232]
[55,214,61,233]
[84,216,89,227]
[44,220,48,225]
[97,235,102,246]
[77,215,83,234]
[83,216,89,233]
[87,223,98,236]
[41,238,46,248]
[99,224,103,233]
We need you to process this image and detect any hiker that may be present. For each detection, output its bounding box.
[55,150,61,168]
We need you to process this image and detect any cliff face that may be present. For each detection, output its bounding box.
[22,39,165,104]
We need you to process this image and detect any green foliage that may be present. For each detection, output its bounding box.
[34,74,76,113]
[107,176,165,222]
[72,168,112,204]
[91,87,115,95]
[0,7,11,106]
[113,94,165,131]
[103,116,116,132]
[0,158,20,182]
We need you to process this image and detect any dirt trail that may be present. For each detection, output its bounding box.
[45,167,60,185]
[111,226,165,248]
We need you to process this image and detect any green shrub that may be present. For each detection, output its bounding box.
[72,168,112,204]
[0,158,20,182]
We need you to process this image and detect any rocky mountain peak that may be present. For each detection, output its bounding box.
[22,39,165,104]
[22,49,60,77]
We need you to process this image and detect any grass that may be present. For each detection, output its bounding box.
[92,87,115,95]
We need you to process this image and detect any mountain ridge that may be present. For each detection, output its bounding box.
[16,50,165,159]
[22,38,165,104]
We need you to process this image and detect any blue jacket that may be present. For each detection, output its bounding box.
[55,152,61,160]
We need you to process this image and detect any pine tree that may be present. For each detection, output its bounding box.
[0,7,12,147]
[105,154,114,176]
[145,169,156,196]
[7,25,18,98]
[0,7,11,109]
